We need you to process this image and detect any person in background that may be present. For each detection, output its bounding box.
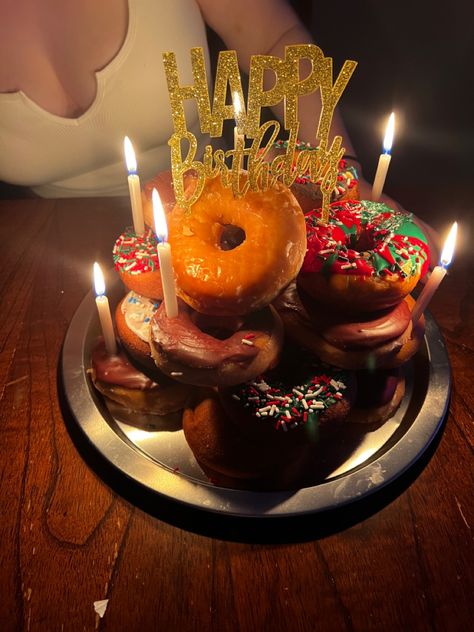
[0,0,440,257]
[0,0,362,198]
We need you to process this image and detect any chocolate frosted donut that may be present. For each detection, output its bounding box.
[219,346,356,448]
[183,346,356,490]
[273,283,425,370]
[90,339,193,417]
[297,289,412,350]
[183,395,316,490]
[264,141,360,212]
[92,340,157,390]
[149,299,283,387]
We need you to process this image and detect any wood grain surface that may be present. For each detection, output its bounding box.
[0,197,472,632]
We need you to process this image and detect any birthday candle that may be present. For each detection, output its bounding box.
[372,112,395,202]
[411,222,458,324]
[124,136,145,235]
[93,263,118,355]
[152,189,178,319]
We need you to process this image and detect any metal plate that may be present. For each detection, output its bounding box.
[61,280,451,517]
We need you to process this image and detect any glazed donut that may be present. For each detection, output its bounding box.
[273,283,425,370]
[149,298,283,387]
[142,170,176,230]
[113,227,163,300]
[141,170,196,231]
[167,174,307,316]
[299,200,430,312]
[266,140,360,212]
[114,291,160,370]
[90,339,193,419]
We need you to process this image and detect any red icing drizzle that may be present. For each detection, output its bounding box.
[303,201,430,279]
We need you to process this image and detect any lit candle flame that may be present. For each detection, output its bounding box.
[440,221,457,268]
[93,262,106,296]
[383,112,395,154]
[152,188,167,242]
[123,136,137,174]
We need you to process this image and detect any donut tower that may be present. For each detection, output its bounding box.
[90,165,434,488]
[89,41,439,489]
[274,199,431,424]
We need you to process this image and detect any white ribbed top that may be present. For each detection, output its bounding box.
[0,0,210,197]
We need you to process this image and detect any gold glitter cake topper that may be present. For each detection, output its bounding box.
[162,45,357,220]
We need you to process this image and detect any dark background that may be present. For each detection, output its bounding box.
[1,0,472,242]
[304,0,473,240]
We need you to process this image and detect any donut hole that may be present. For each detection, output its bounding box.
[191,312,244,340]
[219,224,246,251]
[350,229,376,254]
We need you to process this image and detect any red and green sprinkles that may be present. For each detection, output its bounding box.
[113,227,160,275]
[302,200,430,280]
[229,360,349,433]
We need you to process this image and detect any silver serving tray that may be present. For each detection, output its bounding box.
[61,280,450,517]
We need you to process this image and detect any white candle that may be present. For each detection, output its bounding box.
[152,189,178,319]
[93,262,118,355]
[371,112,395,202]
[124,136,145,235]
[411,222,458,324]
[232,90,245,146]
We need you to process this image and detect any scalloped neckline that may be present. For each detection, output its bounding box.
[0,0,134,124]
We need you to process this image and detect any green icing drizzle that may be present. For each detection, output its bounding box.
[321,252,339,278]
[310,200,430,280]
[372,252,391,275]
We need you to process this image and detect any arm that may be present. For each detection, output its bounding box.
[196,0,357,155]
[196,0,439,261]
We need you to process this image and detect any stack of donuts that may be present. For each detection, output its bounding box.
[158,173,362,489]
[90,173,196,424]
[274,199,430,425]
[90,159,430,489]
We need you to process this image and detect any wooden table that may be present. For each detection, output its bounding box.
[0,196,472,632]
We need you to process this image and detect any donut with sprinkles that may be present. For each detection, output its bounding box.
[113,227,164,300]
[182,347,356,489]
[219,348,355,446]
[299,200,430,312]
